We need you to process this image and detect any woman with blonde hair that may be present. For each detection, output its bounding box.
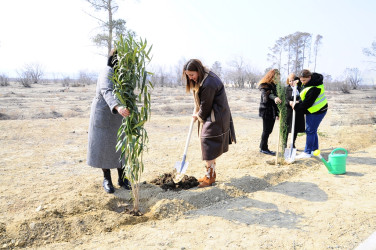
[284,73,305,149]
[258,69,281,156]
[182,59,236,188]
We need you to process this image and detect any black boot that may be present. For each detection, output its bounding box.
[102,169,114,193]
[117,168,131,190]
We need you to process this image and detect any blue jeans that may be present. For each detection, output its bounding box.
[304,111,327,154]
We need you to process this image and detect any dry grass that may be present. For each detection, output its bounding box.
[1,82,376,249]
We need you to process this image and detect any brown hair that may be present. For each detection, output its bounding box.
[182,59,208,93]
[299,69,312,78]
[258,69,279,86]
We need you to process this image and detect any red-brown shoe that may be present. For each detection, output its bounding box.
[198,170,216,182]
[198,163,216,188]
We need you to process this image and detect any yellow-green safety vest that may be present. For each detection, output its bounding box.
[300,85,327,113]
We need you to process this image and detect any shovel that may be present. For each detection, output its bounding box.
[284,84,297,163]
[173,117,195,183]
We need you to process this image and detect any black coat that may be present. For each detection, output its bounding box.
[285,84,305,133]
[258,83,279,120]
[294,73,328,114]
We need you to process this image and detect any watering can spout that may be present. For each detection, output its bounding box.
[313,150,332,172]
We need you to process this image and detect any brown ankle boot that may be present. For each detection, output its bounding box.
[198,163,216,188]
[198,168,216,182]
[198,162,216,182]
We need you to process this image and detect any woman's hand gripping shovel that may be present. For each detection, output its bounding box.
[173,118,195,183]
[284,84,298,163]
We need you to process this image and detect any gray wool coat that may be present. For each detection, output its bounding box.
[87,66,123,169]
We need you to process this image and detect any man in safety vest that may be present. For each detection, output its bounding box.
[289,69,328,159]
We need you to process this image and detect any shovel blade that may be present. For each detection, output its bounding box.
[284,147,297,163]
[174,161,189,174]
[173,161,188,183]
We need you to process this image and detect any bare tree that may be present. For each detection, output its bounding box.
[363,41,376,70]
[226,57,247,88]
[0,74,9,86]
[268,32,316,77]
[17,70,32,87]
[267,37,284,73]
[345,68,362,89]
[17,63,44,87]
[150,66,172,87]
[225,57,260,88]
[211,61,223,79]
[27,63,44,83]
[313,34,323,72]
[174,57,187,86]
[284,35,293,75]
[78,71,97,85]
[289,32,311,74]
[301,32,312,69]
[85,0,134,55]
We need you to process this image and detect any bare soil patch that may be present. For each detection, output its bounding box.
[150,172,199,191]
[1,82,376,249]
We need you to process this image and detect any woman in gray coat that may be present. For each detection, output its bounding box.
[183,59,236,188]
[87,49,131,193]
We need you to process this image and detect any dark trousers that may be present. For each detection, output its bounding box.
[284,131,298,149]
[260,118,275,151]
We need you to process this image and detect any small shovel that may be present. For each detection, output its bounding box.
[284,84,297,163]
[173,118,195,183]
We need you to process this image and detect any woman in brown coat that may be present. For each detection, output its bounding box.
[183,59,236,188]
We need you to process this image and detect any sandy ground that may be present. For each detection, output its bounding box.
[0,82,376,249]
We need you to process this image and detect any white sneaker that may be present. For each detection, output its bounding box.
[295,152,312,159]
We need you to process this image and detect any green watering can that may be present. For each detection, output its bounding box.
[313,148,348,175]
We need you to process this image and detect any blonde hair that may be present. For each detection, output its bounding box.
[286,73,296,85]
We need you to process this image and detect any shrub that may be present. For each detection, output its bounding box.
[78,71,96,85]
[62,77,72,87]
[17,71,32,87]
[0,74,9,86]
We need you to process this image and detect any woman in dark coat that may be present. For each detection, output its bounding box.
[87,49,131,193]
[258,69,281,156]
[183,59,236,188]
[291,69,328,159]
[283,73,305,149]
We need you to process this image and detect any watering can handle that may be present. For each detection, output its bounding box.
[330,148,348,156]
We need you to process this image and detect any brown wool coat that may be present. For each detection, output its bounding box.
[193,72,236,161]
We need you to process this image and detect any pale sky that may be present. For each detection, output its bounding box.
[1,0,376,83]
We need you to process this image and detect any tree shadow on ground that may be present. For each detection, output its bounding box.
[346,156,376,166]
[225,176,328,202]
[268,181,328,202]
[187,196,303,229]
[186,176,329,229]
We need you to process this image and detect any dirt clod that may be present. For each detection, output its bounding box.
[150,172,199,191]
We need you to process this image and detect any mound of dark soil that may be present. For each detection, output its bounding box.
[150,172,199,191]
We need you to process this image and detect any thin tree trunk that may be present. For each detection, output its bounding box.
[107,0,113,55]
